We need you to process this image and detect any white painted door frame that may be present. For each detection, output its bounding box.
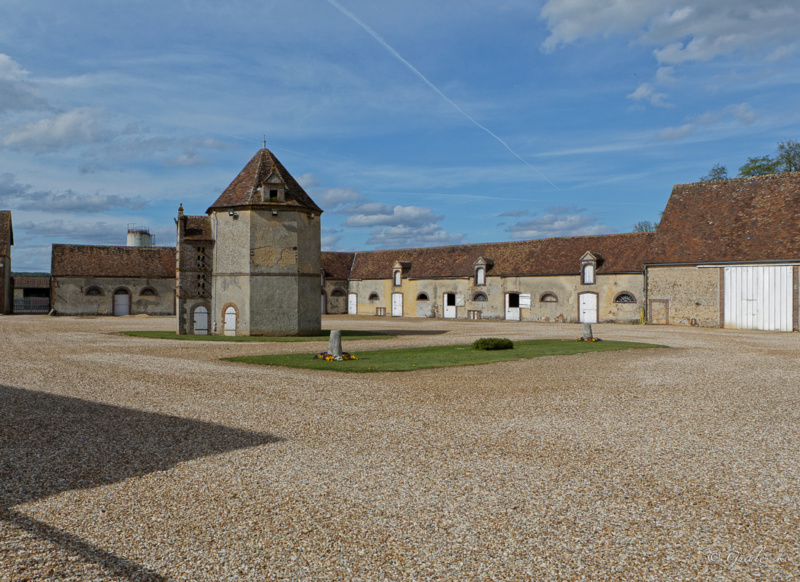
[443,293,456,318]
[505,293,520,321]
[391,292,403,317]
[348,293,358,315]
[224,306,237,336]
[579,292,598,323]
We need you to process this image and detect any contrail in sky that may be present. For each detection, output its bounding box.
[323,0,559,190]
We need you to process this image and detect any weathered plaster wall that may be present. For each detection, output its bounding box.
[323,280,349,314]
[346,273,644,323]
[52,277,175,315]
[212,209,321,336]
[646,266,721,327]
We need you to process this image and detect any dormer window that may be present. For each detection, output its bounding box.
[473,257,492,287]
[580,252,599,285]
[583,264,595,285]
[393,269,402,286]
[475,267,485,286]
[269,189,278,202]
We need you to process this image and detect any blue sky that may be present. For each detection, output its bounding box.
[2,0,799,271]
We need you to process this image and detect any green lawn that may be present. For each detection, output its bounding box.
[224,339,666,372]
[122,330,395,342]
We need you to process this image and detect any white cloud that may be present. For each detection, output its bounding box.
[342,204,442,228]
[0,172,145,212]
[657,103,756,141]
[16,219,128,244]
[313,187,361,208]
[506,206,608,239]
[297,172,320,189]
[0,53,45,114]
[541,1,800,66]
[2,107,113,153]
[365,224,465,249]
[627,83,669,107]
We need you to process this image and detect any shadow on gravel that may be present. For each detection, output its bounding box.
[0,384,282,581]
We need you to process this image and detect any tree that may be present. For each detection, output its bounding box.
[738,155,780,177]
[700,163,728,181]
[776,139,800,173]
[633,220,658,232]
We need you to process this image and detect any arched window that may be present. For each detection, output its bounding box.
[368,292,380,301]
[540,292,558,302]
[85,286,102,296]
[582,264,595,285]
[416,293,429,301]
[473,293,487,301]
[614,292,637,303]
[140,287,157,296]
[331,288,346,297]
[393,270,402,286]
[475,267,485,286]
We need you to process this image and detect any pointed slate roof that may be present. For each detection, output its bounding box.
[207,149,322,214]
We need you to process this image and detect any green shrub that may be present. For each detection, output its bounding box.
[472,337,514,350]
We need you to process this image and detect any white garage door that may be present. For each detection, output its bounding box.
[724,266,793,331]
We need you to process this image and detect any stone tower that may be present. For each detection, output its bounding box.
[206,148,323,336]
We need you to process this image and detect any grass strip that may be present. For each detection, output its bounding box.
[122,330,395,342]
[224,339,666,372]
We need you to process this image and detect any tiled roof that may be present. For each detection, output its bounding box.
[0,211,12,256]
[13,276,50,289]
[207,149,322,214]
[51,245,176,278]
[647,172,800,265]
[347,232,653,280]
[322,252,356,280]
[182,215,213,240]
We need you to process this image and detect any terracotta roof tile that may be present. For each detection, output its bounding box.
[13,276,50,288]
[348,233,653,279]
[51,245,176,278]
[207,149,322,214]
[182,215,213,240]
[322,252,355,280]
[647,172,800,264]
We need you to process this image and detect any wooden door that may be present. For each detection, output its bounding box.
[224,306,237,336]
[579,293,597,323]
[443,293,456,318]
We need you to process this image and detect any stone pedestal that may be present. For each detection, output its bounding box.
[329,329,343,357]
[582,323,593,339]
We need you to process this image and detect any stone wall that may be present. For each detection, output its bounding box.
[646,266,721,327]
[52,276,175,316]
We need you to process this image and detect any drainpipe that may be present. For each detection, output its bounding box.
[643,266,648,324]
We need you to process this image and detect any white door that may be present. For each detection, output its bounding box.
[113,291,130,316]
[224,306,237,336]
[391,293,403,317]
[348,293,358,315]
[579,293,598,323]
[725,266,792,331]
[193,306,209,335]
[443,293,456,318]
[505,293,520,321]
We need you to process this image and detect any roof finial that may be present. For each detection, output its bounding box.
[263,135,266,149]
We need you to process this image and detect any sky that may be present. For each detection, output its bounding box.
[2,0,799,271]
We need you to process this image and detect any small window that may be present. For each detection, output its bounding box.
[473,293,487,301]
[416,293,429,301]
[582,264,595,285]
[368,292,380,301]
[269,189,278,202]
[393,270,402,286]
[614,292,636,303]
[540,293,558,303]
[140,288,157,296]
[85,287,102,296]
[331,289,346,297]
[475,267,485,286]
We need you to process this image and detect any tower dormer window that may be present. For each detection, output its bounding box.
[269,189,278,202]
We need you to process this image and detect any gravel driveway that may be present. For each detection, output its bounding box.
[1,315,798,581]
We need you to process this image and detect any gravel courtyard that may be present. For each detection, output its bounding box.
[1,315,798,581]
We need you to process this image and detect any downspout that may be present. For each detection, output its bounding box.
[212,211,218,333]
[642,265,648,325]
